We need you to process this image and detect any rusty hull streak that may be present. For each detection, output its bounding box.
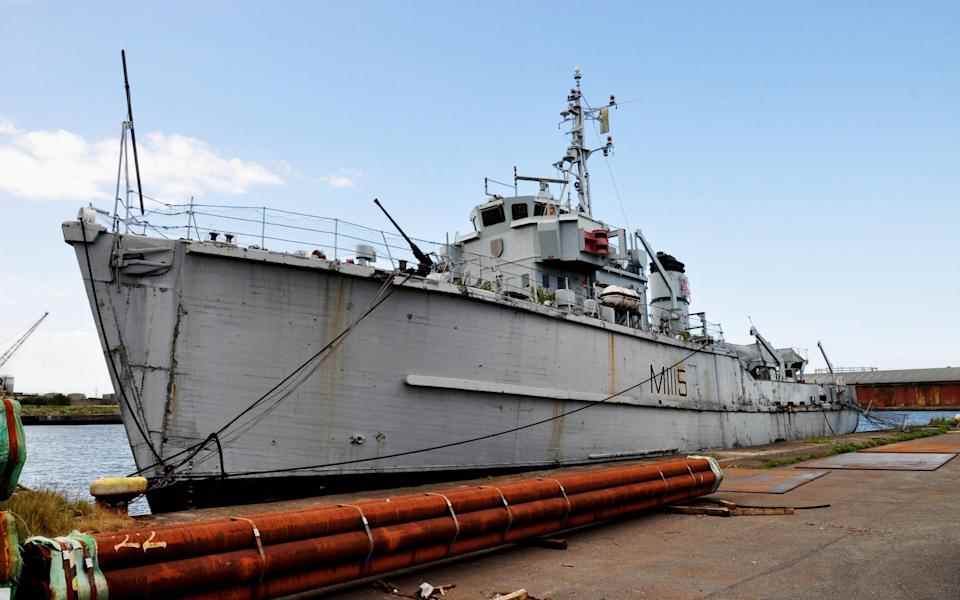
[161,301,186,450]
[608,332,616,395]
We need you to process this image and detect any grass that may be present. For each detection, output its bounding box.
[928,416,958,429]
[19,404,120,418]
[761,426,950,469]
[761,454,818,469]
[0,488,132,539]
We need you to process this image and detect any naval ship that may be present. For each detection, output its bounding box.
[64,71,859,511]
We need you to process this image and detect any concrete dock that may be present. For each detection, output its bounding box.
[317,434,959,600]
[117,429,959,599]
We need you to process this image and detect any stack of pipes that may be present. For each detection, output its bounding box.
[21,456,722,600]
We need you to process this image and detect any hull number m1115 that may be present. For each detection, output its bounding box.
[650,364,687,397]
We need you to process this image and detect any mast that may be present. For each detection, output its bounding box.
[553,68,615,217]
[121,50,145,215]
[570,69,591,215]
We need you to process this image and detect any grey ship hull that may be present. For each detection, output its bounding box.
[64,221,859,511]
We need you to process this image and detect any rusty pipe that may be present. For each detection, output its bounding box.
[101,472,715,598]
[180,485,713,600]
[96,458,713,570]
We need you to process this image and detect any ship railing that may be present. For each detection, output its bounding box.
[110,200,444,269]
[103,200,573,305]
[686,312,725,342]
[452,253,602,308]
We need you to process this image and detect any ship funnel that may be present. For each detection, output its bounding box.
[649,252,690,335]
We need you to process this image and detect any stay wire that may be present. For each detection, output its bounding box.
[129,271,410,478]
[583,95,630,230]
[135,273,401,476]
[179,340,713,480]
[215,273,403,446]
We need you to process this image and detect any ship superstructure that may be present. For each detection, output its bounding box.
[64,71,859,511]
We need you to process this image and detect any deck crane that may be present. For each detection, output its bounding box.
[817,340,835,375]
[749,324,784,380]
[0,312,49,392]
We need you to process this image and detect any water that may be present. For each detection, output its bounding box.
[855,410,960,432]
[19,424,150,515]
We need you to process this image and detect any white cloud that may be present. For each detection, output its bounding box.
[0,121,284,202]
[319,174,356,188]
[317,168,363,189]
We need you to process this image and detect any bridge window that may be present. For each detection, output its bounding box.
[480,205,505,227]
[511,203,529,220]
[534,202,546,216]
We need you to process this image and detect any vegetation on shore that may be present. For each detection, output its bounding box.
[0,487,132,539]
[19,404,120,418]
[761,425,953,468]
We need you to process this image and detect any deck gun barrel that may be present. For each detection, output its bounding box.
[373,198,434,272]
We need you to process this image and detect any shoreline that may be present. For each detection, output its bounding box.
[19,404,122,425]
[21,413,122,425]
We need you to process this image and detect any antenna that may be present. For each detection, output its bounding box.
[121,49,145,215]
[551,68,616,217]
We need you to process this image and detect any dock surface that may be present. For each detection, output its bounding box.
[132,431,960,599]
[336,434,960,599]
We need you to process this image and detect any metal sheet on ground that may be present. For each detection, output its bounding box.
[796,452,956,471]
[719,469,829,494]
[863,436,960,454]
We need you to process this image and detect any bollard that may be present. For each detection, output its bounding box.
[89,477,148,515]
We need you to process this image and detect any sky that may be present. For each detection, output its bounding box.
[1,1,958,394]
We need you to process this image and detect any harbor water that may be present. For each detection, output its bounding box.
[18,410,960,515]
[20,424,149,514]
[854,409,960,432]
